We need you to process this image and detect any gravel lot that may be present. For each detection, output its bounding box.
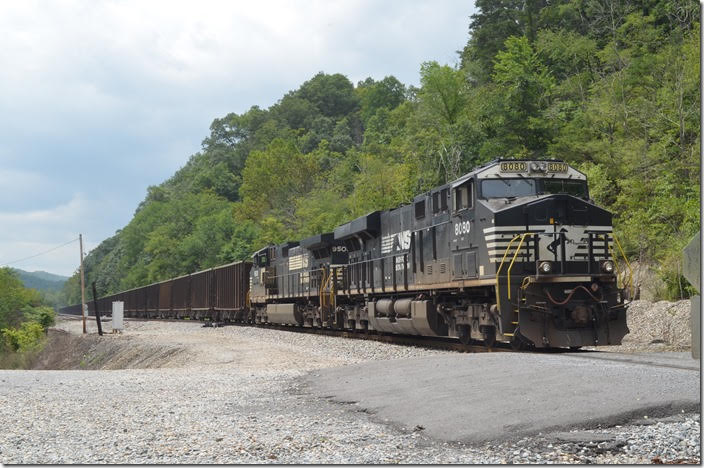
[0,317,700,464]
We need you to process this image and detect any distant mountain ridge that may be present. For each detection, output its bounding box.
[12,268,68,292]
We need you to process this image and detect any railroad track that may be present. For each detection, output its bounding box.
[241,321,512,353]
[59,314,698,372]
[58,313,509,353]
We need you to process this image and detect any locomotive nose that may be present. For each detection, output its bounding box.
[521,194,594,226]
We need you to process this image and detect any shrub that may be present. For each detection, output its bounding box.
[22,306,56,331]
[1,322,45,353]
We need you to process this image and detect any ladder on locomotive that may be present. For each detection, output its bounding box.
[495,233,534,338]
[319,267,336,317]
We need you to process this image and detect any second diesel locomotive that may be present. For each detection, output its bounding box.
[249,159,631,349]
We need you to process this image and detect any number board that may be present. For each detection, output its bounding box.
[546,162,568,173]
[499,161,570,173]
[499,162,527,172]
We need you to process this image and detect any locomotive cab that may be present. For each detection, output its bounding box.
[470,159,630,348]
[249,246,271,304]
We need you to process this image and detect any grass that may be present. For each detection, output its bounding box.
[0,344,45,369]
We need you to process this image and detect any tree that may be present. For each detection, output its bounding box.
[487,35,555,157]
[461,0,547,82]
[0,268,38,329]
[297,72,359,118]
[418,62,467,127]
[357,76,407,124]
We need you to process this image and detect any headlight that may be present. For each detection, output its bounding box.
[538,261,553,274]
[601,260,615,273]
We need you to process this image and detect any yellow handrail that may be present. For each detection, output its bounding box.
[507,233,533,300]
[319,267,335,310]
[612,235,634,298]
[319,268,328,308]
[520,276,531,290]
[597,233,634,299]
[495,234,522,311]
[328,268,336,308]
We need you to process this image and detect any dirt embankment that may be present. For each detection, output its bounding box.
[590,299,694,353]
[621,299,693,350]
[32,328,187,370]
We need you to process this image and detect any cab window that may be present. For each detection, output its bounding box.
[481,179,536,198]
[453,181,473,211]
[440,188,448,211]
[415,200,425,219]
[540,179,589,198]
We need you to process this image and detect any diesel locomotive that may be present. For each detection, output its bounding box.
[248,158,631,349]
[62,159,632,349]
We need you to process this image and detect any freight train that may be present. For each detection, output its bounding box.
[61,159,632,349]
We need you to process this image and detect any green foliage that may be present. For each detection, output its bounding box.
[22,306,55,331]
[0,267,55,367]
[1,322,45,353]
[0,267,42,329]
[418,62,467,126]
[357,76,406,124]
[297,72,359,118]
[63,1,700,303]
[485,35,555,158]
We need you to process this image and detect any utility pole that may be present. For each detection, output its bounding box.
[80,233,86,334]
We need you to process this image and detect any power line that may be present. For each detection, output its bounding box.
[0,237,80,267]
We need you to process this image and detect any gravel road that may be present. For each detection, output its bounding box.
[0,318,700,464]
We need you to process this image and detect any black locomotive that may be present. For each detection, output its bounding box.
[63,159,631,349]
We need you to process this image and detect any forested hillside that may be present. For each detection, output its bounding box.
[63,0,700,304]
[12,269,67,309]
[12,269,67,293]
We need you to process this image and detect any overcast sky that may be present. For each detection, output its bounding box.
[0,0,476,277]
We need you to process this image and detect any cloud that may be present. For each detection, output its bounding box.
[0,193,119,276]
[0,0,475,276]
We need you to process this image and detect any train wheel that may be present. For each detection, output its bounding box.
[360,320,369,334]
[458,325,472,345]
[482,326,496,349]
[511,333,525,351]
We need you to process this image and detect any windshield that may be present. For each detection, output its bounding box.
[481,179,537,198]
[481,178,589,199]
[541,179,589,198]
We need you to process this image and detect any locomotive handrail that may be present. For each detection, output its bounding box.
[319,267,335,310]
[507,233,535,301]
[344,253,411,292]
[319,267,328,308]
[597,233,634,300]
[612,235,634,298]
[494,234,522,311]
[265,267,327,298]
